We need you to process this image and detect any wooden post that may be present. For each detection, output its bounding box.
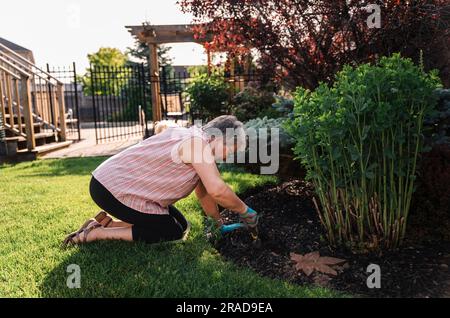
[20,75,36,151]
[148,43,162,122]
[13,78,23,135]
[244,53,252,84]
[50,86,58,137]
[57,83,67,142]
[0,74,6,128]
[5,74,14,128]
[228,55,236,97]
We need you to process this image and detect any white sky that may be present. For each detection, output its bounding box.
[0,0,207,73]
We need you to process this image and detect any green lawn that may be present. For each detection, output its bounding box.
[0,157,341,297]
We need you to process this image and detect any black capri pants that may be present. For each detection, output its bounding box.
[89,176,188,243]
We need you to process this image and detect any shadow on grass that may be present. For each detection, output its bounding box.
[39,239,203,297]
[19,157,109,178]
[39,235,266,298]
[39,235,332,298]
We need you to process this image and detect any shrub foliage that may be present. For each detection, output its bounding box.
[185,74,230,121]
[285,54,442,250]
[230,86,276,121]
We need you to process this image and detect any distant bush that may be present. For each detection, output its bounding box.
[241,116,301,178]
[185,74,230,121]
[285,54,442,251]
[271,95,294,118]
[230,86,276,121]
[245,116,294,152]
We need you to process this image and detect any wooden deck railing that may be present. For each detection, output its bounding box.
[0,43,66,151]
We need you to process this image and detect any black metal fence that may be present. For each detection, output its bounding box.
[88,64,270,143]
[47,63,81,141]
[90,63,150,143]
[158,67,266,123]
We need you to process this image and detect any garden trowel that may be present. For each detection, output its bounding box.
[221,220,261,247]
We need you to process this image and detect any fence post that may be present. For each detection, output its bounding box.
[57,83,67,141]
[72,62,81,141]
[140,63,150,138]
[20,75,36,151]
[46,64,56,131]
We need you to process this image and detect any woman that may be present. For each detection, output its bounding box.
[63,115,258,245]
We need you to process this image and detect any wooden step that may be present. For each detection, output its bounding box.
[17,140,73,156]
[8,132,56,143]
[10,123,42,135]
[4,136,22,142]
[12,123,42,129]
[4,113,26,125]
[4,113,23,119]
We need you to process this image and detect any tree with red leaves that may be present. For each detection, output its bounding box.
[179,0,449,89]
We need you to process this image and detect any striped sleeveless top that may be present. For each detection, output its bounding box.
[92,126,207,215]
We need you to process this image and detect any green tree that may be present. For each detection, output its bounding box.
[82,47,129,96]
[187,65,208,76]
[126,40,174,77]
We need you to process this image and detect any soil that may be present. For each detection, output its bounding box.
[213,179,450,298]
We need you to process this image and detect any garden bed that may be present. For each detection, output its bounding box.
[214,179,450,298]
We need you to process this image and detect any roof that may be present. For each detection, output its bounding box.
[0,37,33,53]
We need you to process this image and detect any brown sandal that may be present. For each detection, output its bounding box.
[78,218,97,233]
[95,211,113,227]
[75,210,107,234]
[63,222,102,246]
[79,211,112,231]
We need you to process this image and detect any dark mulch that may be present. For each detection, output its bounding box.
[213,179,450,298]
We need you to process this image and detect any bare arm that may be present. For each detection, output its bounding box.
[179,137,247,214]
[195,181,222,223]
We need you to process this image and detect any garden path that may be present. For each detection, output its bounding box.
[42,126,142,159]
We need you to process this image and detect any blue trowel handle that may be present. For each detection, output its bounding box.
[220,223,245,235]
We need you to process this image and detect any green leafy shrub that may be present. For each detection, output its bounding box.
[245,116,294,152]
[285,54,442,251]
[185,74,230,121]
[409,91,450,242]
[271,95,294,118]
[231,89,295,121]
[244,116,302,179]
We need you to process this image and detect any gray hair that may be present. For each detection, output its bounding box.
[202,115,246,151]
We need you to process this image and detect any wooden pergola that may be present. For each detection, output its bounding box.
[126,24,213,122]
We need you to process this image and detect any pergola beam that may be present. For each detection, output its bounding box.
[126,24,213,123]
[126,24,212,45]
